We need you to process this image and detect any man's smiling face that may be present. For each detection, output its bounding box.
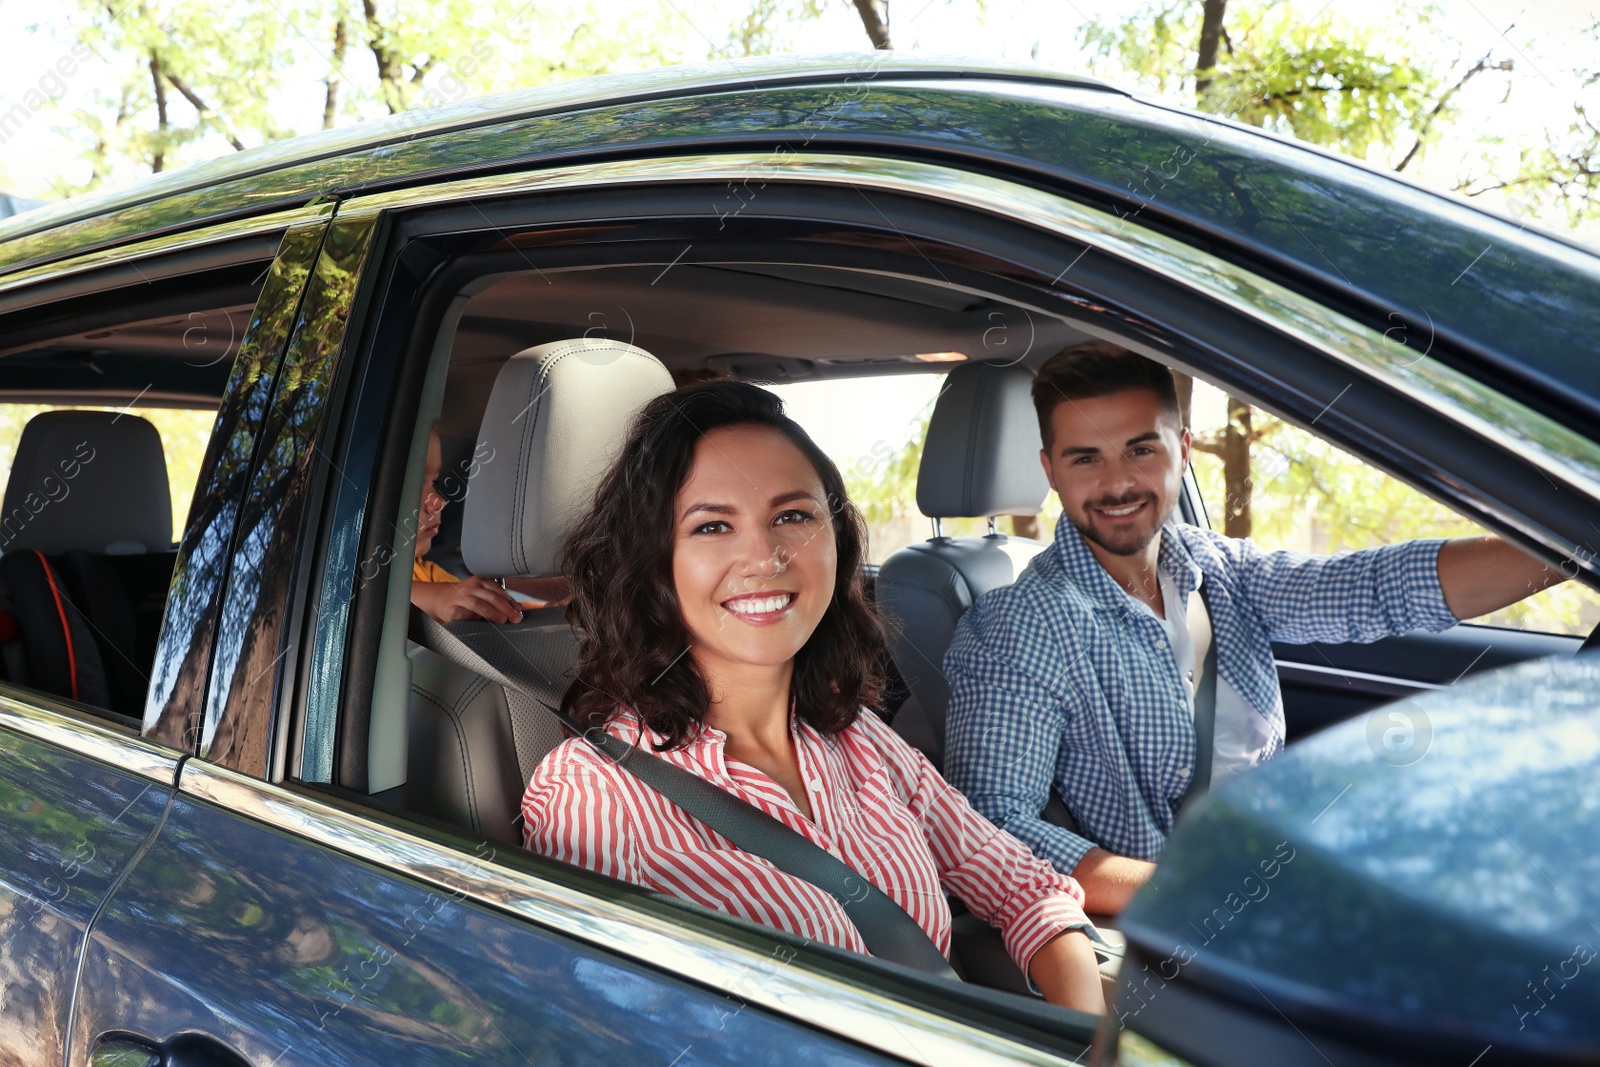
[1039,387,1191,559]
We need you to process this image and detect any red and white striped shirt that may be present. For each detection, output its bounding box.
[522,708,1093,977]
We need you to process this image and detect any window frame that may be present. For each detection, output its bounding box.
[0,218,313,752]
[267,151,1600,1065]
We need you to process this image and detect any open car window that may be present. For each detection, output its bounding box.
[1185,379,1600,637]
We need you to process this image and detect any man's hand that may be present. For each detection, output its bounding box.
[412,577,524,625]
[1071,848,1156,915]
[1028,929,1107,1015]
[1437,536,1565,621]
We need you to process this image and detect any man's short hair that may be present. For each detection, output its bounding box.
[1031,341,1181,450]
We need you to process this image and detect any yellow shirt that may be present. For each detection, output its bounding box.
[412,559,458,583]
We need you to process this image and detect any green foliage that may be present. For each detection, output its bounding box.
[1079,1,1450,162]
[844,416,927,530]
[52,0,711,191]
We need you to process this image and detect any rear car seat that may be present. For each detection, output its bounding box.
[0,411,177,721]
[404,339,673,844]
[875,360,1051,767]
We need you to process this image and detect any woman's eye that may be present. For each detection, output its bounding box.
[691,520,732,535]
[774,509,815,526]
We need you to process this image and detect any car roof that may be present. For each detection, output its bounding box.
[0,53,1114,251]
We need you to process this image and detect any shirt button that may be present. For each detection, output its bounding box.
[1177,767,1191,779]
[1156,637,1169,649]
[808,778,823,791]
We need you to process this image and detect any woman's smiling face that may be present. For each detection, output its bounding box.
[672,423,837,676]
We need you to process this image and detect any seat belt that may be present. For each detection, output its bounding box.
[408,607,960,980]
[1179,586,1218,813]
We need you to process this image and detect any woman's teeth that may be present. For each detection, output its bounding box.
[725,593,793,615]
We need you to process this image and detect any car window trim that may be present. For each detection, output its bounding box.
[177,756,1087,1067]
[0,685,182,785]
[0,202,334,304]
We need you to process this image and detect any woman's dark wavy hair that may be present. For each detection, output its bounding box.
[560,380,887,749]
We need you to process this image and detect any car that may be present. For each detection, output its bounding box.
[0,50,1595,1067]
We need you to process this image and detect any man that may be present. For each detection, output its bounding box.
[943,342,1563,914]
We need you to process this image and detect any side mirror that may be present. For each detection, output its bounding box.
[1100,654,1600,1067]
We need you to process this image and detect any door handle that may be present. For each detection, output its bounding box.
[92,1031,253,1067]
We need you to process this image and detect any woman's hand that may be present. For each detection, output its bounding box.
[1028,929,1107,1016]
[412,577,524,624]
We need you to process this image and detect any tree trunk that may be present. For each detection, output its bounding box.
[1195,0,1227,96]
[1194,0,1253,537]
[363,0,406,113]
[851,0,892,50]
[1219,396,1252,537]
[323,17,348,130]
[148,52,168,173]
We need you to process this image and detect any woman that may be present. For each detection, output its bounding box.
[522,382,1105,1014]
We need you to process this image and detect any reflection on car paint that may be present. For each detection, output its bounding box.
[200,215,377,774]
[0,726,169,1065]
[74,791,894,1066]
[143,222,327,753]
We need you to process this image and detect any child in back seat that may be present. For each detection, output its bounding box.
[410,425,525,625]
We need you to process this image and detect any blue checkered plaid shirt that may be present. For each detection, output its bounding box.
[944,515,1458,870]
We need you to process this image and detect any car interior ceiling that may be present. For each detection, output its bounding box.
[437,262,1098,437]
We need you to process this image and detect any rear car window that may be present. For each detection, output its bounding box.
[0,404,214,539]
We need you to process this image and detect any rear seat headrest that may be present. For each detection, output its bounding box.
[916,361,1049,520]
[0,410,172,556]
[462,338,673,578]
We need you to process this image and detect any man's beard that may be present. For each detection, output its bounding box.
[1070,490,1173,557]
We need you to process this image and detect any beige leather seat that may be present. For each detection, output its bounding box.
[403,339,673,843]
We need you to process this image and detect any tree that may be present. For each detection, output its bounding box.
[850,0,892,49]
[1082,0,1498,537]
[52,0,697,192]
[1455,34,1600,233]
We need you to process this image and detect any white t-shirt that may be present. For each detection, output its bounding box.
[1143,570,1275,789]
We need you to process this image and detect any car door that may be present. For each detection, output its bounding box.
[0,701,175,1067]
[64,201,1077,1067]
[0,208,305,1067]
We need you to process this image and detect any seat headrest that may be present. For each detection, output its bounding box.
[0,410,172,556]
[916,361,1049,519]
[462,339,673,578]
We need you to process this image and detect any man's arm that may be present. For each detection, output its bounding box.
[1071,848,1156,915]
[1436,536,1564,620]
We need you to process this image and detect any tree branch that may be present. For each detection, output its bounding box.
[148,51,168,173]
[163,69,247,150]
[1195,0,1227,97]
[363,0,406,113]
[1395,50,1513,172]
